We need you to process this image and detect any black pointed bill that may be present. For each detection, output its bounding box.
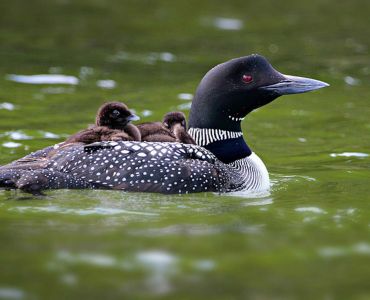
[259,74,329,95]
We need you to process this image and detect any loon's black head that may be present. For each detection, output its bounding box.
[163,111,187,130]
[96,102,140,129]
[189,54,329,131]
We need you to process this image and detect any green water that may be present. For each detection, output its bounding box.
[0,0,369,299]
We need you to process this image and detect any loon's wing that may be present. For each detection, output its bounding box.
[0,143,82,170]
[0,141,231,194]
[0,146,55,170]
[47,141,230,194]
[0,143,82,189]
[0,145,58,188]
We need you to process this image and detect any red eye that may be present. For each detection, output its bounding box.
[242,75,253,83]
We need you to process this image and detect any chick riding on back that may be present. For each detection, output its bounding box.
[64,102,141,144]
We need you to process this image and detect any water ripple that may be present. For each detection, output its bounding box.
[0,130,62,141]
[57,251,117,267]
[344,76,360,86]
[295,207,327,214]
[96,79,116,89]
[128,223,263,237]
[6,74,79,85]
[0,287,24,300]
[2,142,22,148]
[271,174,317,192]
[330,152,368,158]
[243,198,273,206]
[318,242,370,257]
[177,93,193,100]
[108,51,176,64]
[177,102,192,110]
[52,250,178,295]
[8,205,158,216]
[212,17,243,30]
[136,250,177,294]
[1,130,32,140]
[141,110,153,117]
[0,102,16,111]
[40,87,75,94]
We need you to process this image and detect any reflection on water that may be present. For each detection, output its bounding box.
[40,87,75,94]
[1,131,32,140]
[318,243,370,257]
[108,51,177,64]
[9,131,60,140]
[56,251,119,268]
[177,102,192,110]
[0,103,16,111]
[177,93,193,100]
[294,207,327,214]
[0,287,24,300]
[242,198,273,206]
[136,251,177,294]
[226,188,271,199]
[344,76,360,86]
[140,109,153,117]
[330,152,369,158]
[50,249,218,295]
[6,74,79,85]
[128,223,264,237]
[96,79,116,89]
[212,17,244,30]
[8,205,158,216]
[2,142,22,148]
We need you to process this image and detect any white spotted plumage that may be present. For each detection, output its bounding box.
[4,140,268,194]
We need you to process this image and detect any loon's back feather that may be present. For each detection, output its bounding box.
[55,141,230,193]
[0,141,233,194]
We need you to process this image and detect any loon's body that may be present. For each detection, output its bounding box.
[0,54,328,194]
[4,141,267,194]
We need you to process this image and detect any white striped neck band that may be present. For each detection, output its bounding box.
[188,127,243,147]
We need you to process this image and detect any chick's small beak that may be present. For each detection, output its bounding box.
[127,114,140,122]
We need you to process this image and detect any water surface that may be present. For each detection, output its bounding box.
[0,0,369,299]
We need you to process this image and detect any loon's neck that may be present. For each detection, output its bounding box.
[188,127,252,164]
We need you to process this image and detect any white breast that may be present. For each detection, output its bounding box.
[227,152,270,192]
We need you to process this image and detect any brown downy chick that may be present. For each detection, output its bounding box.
[162,112,195,144]
[137,111,195,144]
[65,102,141,144]
[137,121,176,143]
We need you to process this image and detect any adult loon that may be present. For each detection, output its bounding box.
[0,54,328,194]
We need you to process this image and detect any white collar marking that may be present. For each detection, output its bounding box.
[188,128,243,147]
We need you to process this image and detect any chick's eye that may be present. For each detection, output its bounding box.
[111,109,120,117]
[242,75,253,83]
